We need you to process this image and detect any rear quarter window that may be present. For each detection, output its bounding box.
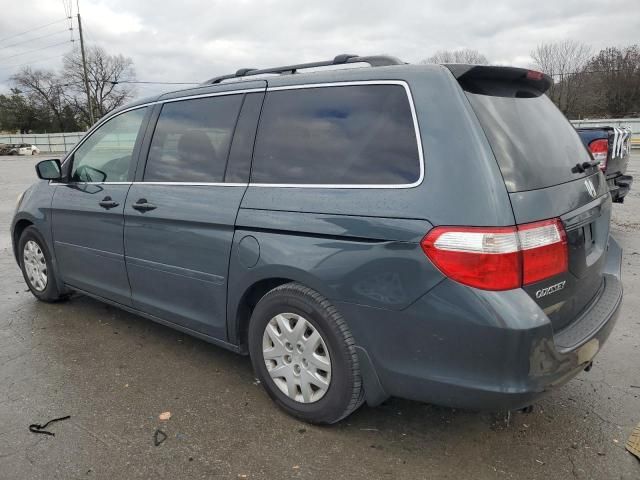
[251,84,421,185]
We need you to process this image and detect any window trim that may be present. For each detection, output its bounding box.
[140,92,246,184]
[249,80,425,189]
[57,82,424,189]
[58,88,264,186]
[58,103,154,185]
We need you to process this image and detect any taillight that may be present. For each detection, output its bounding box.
[421,219,568,291]
[526,70,544,81]
[588,139,608,172]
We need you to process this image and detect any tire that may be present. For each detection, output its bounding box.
[248,282,364,424]
[18,226,66,302]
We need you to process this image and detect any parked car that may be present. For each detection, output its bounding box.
[12,55,623,424]
[7,143,40,156]
[576,126,633,203]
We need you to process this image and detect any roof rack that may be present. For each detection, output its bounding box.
[204,54,405,84]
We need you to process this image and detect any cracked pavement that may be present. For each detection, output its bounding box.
[0,154,639,479]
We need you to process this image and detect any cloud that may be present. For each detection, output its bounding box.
[0,0,638,98]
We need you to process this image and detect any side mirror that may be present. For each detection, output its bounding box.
[35,159,62,180]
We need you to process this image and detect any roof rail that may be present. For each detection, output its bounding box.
[204,54,405,84]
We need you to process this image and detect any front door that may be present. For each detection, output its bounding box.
[52,107,150,305]
[124,89,263,338]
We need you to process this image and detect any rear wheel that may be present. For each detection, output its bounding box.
[19,226,66,302]
[248,282,364,424]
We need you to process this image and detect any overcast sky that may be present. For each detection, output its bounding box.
[0,0,638,99]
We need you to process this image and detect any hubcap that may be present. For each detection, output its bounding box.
[262,313,332,403]
[23,240,47,292]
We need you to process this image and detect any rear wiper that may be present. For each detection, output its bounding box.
[571,159,600,174]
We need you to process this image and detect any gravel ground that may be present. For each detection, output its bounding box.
[0,153,639,480]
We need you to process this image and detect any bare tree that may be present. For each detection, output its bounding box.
[63,45,136,124]
[531,40,592,117]
[583,45,640,117]
[422,49,489,65]
[10,68,73,131]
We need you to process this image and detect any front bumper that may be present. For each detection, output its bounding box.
[339,236,623,410]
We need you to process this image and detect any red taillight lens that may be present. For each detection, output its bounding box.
[518,219,568,284]
[526,70,544,80]
[421,226,521,290]
[588,138,608,172]
[421,219,568,291]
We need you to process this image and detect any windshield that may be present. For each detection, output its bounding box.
[466,92,591,192]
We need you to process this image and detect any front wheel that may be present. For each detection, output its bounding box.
[19,226,66,302]
[248,282,364,424]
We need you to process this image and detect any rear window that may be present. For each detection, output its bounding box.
[466,90,591,192]
[251,84,421,185]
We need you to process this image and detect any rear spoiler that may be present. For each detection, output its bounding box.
[444,64,553,96]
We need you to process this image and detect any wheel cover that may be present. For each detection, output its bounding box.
[23,240,48,292]
[262,313,332,403]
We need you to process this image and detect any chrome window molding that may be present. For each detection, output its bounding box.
[61,88,265,167]
[53,181,248,187]
[253,80,425,189]
[132,182,248,187]
[59,81,424,190]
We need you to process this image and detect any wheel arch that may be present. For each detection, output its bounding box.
[12,218,34,264]
[229,266,336,352]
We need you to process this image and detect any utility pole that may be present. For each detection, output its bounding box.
[76,6,94,125]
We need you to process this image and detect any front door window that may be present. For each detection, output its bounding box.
[70,108,147,183]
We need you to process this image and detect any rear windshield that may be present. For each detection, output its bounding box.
[466,91,591,192]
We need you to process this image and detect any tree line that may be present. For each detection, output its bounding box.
[423,42,640,119]
[1,41,637,134]
[0,46,135,133]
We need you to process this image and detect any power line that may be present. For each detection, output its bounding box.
[0,53,68,71]
[0,29,71,51]
[0,18,70,45]
[0,39,74,63]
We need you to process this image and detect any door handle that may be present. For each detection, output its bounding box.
[132,198,157,212]
[99,196,119,209]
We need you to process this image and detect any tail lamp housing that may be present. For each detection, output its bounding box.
[421,218,568,291]
[588,138,608,172]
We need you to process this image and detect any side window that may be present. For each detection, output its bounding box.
[71,107,147,183]
[143,95,243,182]
[251,84,421,185]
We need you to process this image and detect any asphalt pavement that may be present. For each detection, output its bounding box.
[0,154,639,479]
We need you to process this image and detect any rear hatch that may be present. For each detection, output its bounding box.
[449,65,611,332]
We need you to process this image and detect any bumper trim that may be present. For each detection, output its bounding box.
[553,274,622,350]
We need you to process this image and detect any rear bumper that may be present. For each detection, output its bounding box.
[607,174,633,203]
[340,236,623,410]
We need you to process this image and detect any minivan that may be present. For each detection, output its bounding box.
[12,55,623,424]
